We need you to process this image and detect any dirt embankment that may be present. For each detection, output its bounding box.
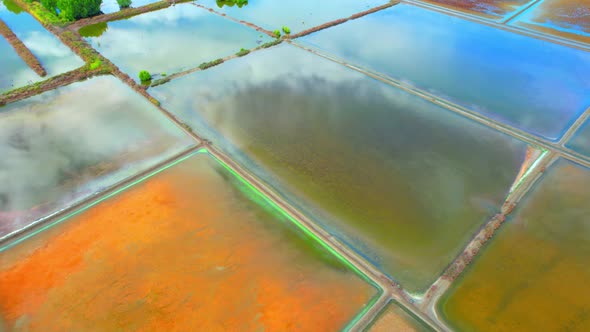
[290,1,399,38]
[0,18,46,77]
[67,1,171,30]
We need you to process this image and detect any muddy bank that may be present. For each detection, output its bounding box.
[0,18,46,77]
[67,1,171,30]
[0,68,108,106]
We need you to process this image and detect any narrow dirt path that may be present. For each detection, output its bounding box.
[0,18,46,76]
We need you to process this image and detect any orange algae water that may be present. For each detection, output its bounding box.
[439,160,590,331]
[368,302,431,332]
[0,153,375,331]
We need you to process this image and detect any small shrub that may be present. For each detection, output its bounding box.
[89,58,101,70]
[117,0,131,8]
[235,48,249,57]
[273,29,281,38]
[138,70,151,82]
[216,0,247,8]
[282,26,290,34]
[161,72,167,76]
[261,39,281,49]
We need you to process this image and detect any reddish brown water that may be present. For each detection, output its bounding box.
[422,0,529,19]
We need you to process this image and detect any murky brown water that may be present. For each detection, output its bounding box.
[152,44,528,293]
[512,0,590,44]
[439,160,590,331]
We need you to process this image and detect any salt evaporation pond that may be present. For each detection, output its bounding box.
[510,0,590,44]
[439,159,590,331]
[0,76,195,237]
[298,4,590,141]
[418,0,530,20]
[368,301,432,332]
[0,151,377,331]
[82,3,271,81]
[195,0,389,34]
[151,44,530,293]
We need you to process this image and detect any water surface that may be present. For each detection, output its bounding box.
[195,0,388,34]
[100,0,159,14]
[439,159,590,331]
[299,4,590,140]
[84,3,271,81]
[0,152,376,331]
[565,117,590,157]
[0,76,195,237]
[151,44,528,293]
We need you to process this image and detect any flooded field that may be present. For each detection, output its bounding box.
[0,76,195,237]
[368,302,431,332]
[419,0,529,19]
[0,27,35,93]
[0,152,377,331]
[511,0,590,44]
[100,0,158,14]
[0,0,83,91]
[195,0,389,34]
[151,44,529,293]
[566,119,590,157]
[83,3,271,81]
[299,4,590,140]
[439,159,590,331]
[3,0,590,329]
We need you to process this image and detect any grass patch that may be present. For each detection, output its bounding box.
[198,58,224,70]
[148,97,160,106]
[150,76,171,87]
[88,58,101,70]
[235,48,250,57]
[260,39,282,49]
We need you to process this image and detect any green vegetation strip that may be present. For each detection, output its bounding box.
[198,58,224,70]
[0,67,109,106]
[151,41,283,88]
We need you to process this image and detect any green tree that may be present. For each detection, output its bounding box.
[56,0,102,21]
[216,0,247,8]
[40,0,58,14]
[3,0,25,14]
[117,0,131,9]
